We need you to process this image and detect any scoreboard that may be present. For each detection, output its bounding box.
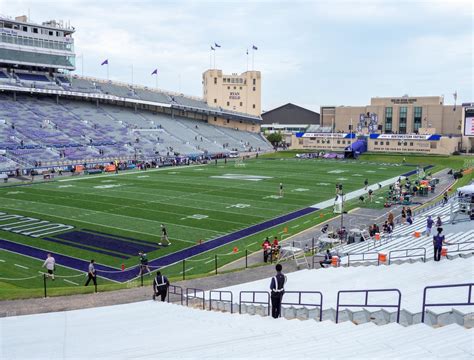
[464,107,474,137]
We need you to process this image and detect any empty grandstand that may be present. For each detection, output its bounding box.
[0,15,270,174]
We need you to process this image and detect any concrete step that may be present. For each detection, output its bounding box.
[204,299,473,328]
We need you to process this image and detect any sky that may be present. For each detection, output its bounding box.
[1,0,472,112]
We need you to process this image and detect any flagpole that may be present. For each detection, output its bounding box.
[209,49,212,69]
[252,49,254,70]
[155,73,158,89]
[107,63,109,80]
[213,51,216,70]
[131,64,134,86]
[246,49,249,71]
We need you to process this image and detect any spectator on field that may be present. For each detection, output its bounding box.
[436,216,442,227]
[364,178,369,190]
[368,189,374,202]
[321,223,329,234]
[85,259,97,287]
[270,264,286,319]
[152,271,170,302]
[319,249,333,268]
[442,192,449,206]
[425,215,434,236]
[159,224,170,246]
[433,227,450,261]
[138,252,151,276]
[42,253,56,280]
[407,207,413,220]
[272,236,279,248]
[262,237,271,263]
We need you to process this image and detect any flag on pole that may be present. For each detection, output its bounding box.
[252,45,258,50]
[453,90,458,111]
[101,59,109,66]
[214,42,221,48]
[246,49,248,55]
[151,69,158,75]
[211,46,215,51]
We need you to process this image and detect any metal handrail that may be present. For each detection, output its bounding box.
[185,287,205,310]
[281,291,323,321]
[346,252,380,267]
[336,288,402,323]
[388,247,427,264]
[209,290,234,313]
[445,241,474,255]
[239,291,270,316]
[421,283,474,323]
[167,284,183,305]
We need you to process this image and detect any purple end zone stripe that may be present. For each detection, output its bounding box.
[44,237,129,259]
[0,238,119,274]
[146,206,319,269]
[82,229,157,246]
[55,231,157,255]
[1,207,319,282]
[401,165,433,178]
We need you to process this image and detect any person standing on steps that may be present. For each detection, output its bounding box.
[152,271,170,302]
[425,215,434,236]
[270,264,287,318]
[85,259,97,287]
[433,227,451,261]
[42,253,56,280]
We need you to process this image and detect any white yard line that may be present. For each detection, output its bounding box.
[179,267,194,274]
[245,242,257,247]
[63,279,79,286]
[14,263,29,269]
[0,259,5,262]
[58,164,206,182]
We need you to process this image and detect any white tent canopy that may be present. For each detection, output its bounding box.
[457,184,474,196]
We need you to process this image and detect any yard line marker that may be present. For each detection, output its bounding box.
[63,279,79,286]
[303,220,310,224]
[245,242,257,247]
[0,259,5,262]
[291,225,300,229]
[179,267,194,274]
[14,263,29,269]
[204,259,214,264]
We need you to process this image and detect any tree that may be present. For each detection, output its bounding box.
[266,132,282,146]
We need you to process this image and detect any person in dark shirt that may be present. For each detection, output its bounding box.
[85,259,97,287]
[270,264,287,318]
[319,249,332,268]
[433,227,450,261]
[153,271,170,301]
[425,216,434,236]
[159,224,170,246]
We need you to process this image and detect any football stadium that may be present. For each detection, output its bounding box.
[0,3,473,359]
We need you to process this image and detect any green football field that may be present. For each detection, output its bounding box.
[0,157,416,296]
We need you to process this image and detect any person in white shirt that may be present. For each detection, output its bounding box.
[42,253,56,280]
